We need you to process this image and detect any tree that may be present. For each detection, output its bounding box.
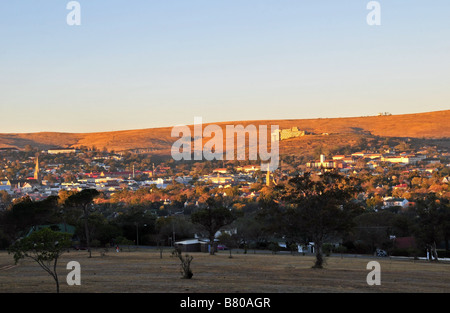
[366,195,383,211]
[3,196,59,241]
[234,214,266,254]
[190,197,236,255]
[353,211,395,253]
[172,247,193,279]
[278,172,362,268]
[413,194,449,261]
[65,189,100,257]
[8,228,72,293]
[114,207,156,243]
[218,232,240,258]
[0,190,12,207]
[156,215,195,246]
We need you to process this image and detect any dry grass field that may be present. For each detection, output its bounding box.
[1,248,450,293]
[1,110,449,154]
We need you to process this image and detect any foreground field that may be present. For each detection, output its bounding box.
[1,249,450,293]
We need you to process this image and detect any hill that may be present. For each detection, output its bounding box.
[1,110,449,157]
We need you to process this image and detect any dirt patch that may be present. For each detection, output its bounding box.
[1,249,450,293]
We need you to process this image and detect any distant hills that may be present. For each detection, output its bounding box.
[1,110,449,157]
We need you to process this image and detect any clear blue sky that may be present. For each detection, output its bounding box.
[0,1,449,133]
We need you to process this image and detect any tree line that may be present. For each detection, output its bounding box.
[1,171,450,268]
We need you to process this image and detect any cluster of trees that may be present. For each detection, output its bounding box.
[3,171,450,271]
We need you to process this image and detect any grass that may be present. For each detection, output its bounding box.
[1,110,449,152]
[1,248,450,293]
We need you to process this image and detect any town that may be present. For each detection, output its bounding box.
[1,138,448,208]
[0,134,449,259]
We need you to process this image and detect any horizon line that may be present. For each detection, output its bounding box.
[1,109,449,135]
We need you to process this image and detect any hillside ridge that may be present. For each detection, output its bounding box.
[1,110,449,155]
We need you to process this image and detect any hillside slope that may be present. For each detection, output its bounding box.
[1,110,449,156]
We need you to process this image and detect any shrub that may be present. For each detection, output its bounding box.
[268,242,280,254]
[335,245,348,254]
[390,248,423,258]
[172,248,193,279]
[323,243,334,256]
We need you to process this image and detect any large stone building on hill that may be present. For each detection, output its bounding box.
[272,127,308,141]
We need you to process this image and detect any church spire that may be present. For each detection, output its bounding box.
[34,154,40,181]
[266,169,271,187]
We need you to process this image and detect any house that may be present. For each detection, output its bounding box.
[213,168,228,174]
[100,171,136,178]
[393,237,416,250]
[143,178,167,189]
[306,154,335,169]
[25,223,76,238]
[7,179,41,192]
[142,170,154,177]
[367,160,381,169]
[365,153,383,159]
[175,176,193,184]
[393,183,408,190]
[174,238,215,253]
[47,148,79,155]
[0,181,11,191]
[0,147,19,153]
[382,155,421,165]
[236,165,261,173]
[207,175,234,185]
[382,197,409,209]
[175,239,202,252]
[424,158,441,164]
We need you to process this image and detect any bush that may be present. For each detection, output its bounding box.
[90,239,101,248]
[0,230,10,250]
[323,243,333,256]
[436,250,450,258]
[352,241,372,254]
[389,248,423,258]
[335,245,348,254]
[172,248,193,279]
[267,242,280,254]
[289,243,298,255]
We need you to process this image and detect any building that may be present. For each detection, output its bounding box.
[307,154,335,169]
[272,127,307,141]
[0,181,11,191]
[236,165,261,173]
[382,197,409,209]
[47,148,79,155]
[392,237,416,250]
[34,155,40,181]
[381,155,421,165]
[207,175,234,185]
[174,239,214,253]
[212,168,228,174]
[100,171,136,179]
[0,148,19,153]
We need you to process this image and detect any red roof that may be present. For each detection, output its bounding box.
[394,237,416,249]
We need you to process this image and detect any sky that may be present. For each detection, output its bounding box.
[0,1,449,133]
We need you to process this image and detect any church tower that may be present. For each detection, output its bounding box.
[266,169,271,187]
[34,154,40,181]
